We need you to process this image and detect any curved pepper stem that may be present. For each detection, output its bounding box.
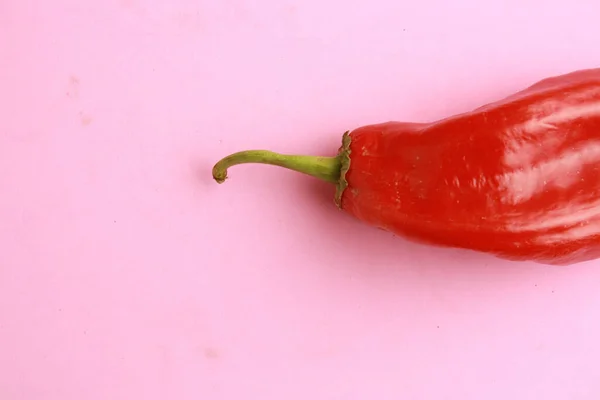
[212,150,342,184]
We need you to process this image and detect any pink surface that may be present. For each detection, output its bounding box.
[2,1,600,399]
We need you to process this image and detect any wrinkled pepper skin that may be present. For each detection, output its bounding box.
[212,68,600,265]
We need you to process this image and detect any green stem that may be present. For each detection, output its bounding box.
[212,150,342,184]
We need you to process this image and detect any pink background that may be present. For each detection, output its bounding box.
[2,0,600,399]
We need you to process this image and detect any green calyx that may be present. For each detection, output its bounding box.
[211,131,352,208]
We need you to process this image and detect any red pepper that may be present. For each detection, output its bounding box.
[212,68,600,265]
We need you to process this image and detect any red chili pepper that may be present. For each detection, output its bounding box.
[212,68,600,265]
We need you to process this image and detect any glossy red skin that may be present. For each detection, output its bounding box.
[340,68,600,265]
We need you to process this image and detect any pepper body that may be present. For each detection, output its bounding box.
[339,68,600,265]
[212,68,600,265]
